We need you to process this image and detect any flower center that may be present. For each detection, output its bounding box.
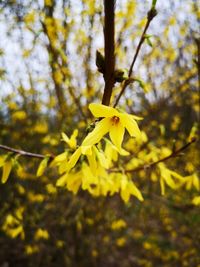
[111,116,120,125]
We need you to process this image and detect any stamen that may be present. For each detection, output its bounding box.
[111,116,120,125]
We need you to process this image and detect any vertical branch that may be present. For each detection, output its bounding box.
[85,15,94,96]
[101,0,115,106]
[42,0,67,119]
[194,37,200,122]
[113,7,157,108]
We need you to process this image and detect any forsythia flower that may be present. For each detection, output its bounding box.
[61,104,142,173]
[82,103,142,153]
[55,103,145,202]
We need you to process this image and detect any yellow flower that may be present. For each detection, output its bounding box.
[59,144,109,174]
[192,196,200,206]
[61,129,78,149]
[120,174,144,202]
[34,228,49,240]
[82,103,142,153]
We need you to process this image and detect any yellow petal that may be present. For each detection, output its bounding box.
[163,172,176,189]
[66,147,82,172]
[118,148,130,156]
[82,118,110,146]
[86,151,97,176]
[109,121,125,151]
[89,103,118,118]
[61,132,70,143]
[120,188,130,203]
[61,130,78,149]
[170,170,184,180]
[129,181,144,201]
[56,173,68,187]
[57,172,82,194]
[192,196,200,206]
[66,172,82,194]
[121,175,128,190]
[81,145,92,155]
[94,147,109,169]
[2,160,12,183]
[160,178,165,195]
[69,129,78,148]
[58,159,69,174]
[104,139,119,163]
[82,164,98,190]
[130,114,143,120]
[0,156,5,167]
[36,157,49,177]
[120,114,141,138]
[50,152,68,167]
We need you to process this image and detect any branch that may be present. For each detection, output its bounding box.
[101,0,115,106]
[110,138,196,173]
[113,7,157,108]
[194,37,200,122]
[0,144,54,160]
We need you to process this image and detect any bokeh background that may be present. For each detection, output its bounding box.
[0,0,199,266]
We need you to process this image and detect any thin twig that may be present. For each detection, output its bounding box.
[110,138,196,173]
[0,144,54,160]
[113,8,157,108]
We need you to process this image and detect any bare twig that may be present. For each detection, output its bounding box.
[68,86,87,122]
[101,0,115,106]
[113,8,157,108]
[0,144,54,160]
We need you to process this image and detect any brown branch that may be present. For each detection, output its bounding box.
[101,0,115,106]
[0,144,54,160]
[41,0,68,118]
[194,37,200,123]
[110,138,196,173]
[113,7,157,108]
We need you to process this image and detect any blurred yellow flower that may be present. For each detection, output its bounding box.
[111,219,127,230]
[34,228,49,240]
[192,196,200,206]
[116,237,126,247]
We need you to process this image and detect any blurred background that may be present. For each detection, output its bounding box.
[0,0,199,266]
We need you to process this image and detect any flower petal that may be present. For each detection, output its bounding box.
[66,171,82,194]
[66,147,82,172]
[86,149,97,176]
[2,160,12,184]
[93,146,109,169]
[89,103,119,118]
[109,121,125,151]
[120,114,141,138]
[129,181,144,201]
[81,145,92,155]
[82,118,110,146]
[130,114,143,120]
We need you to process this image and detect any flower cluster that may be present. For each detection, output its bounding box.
[53,103,144,202]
